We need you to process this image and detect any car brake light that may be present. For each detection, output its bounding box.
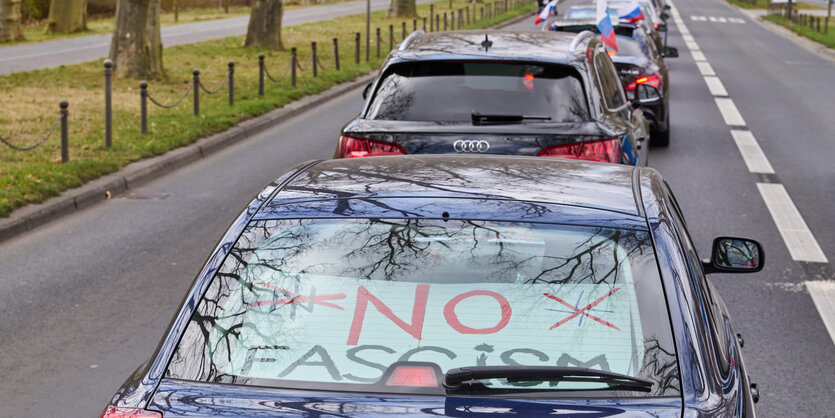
[386,366,440,387]
[625,74,661,91]
[539,138,620,163]
[100,407,162,418]
[337,135,406,158]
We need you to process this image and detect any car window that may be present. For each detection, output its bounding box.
[593,53,628,111]
[365,61,590,123]
[167,218,680,397]
[614,36,648,59]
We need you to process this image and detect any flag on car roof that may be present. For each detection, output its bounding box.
[597,0,618,53]
[618,0,645,23]
[534,0,558,25]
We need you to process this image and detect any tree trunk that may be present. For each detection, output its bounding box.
[244,0,283,50]
[0,0,24,41]
[388,0,417,18]
[109,0,164,79]
[46,0,87,34]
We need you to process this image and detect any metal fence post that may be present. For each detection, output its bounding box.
[376,27,381,58]
[436,14,440,32]
[140,81,148,135]
[451,11,455,30]
[228,61,235,106]
[459,9,463,27]
[60,100,69,163]
[258,54,265,96]
[481,7,484,21]
[430,4,435,31]
[444,12,448,30]
[312,41,318,77]
[192,69,200,117]
[334,37,340,70]
[355,32,361,64]
[291,47,298,88]
[413,18,417,32]
[103,59,112,148]
[389,24,394,50]
[402,21,406,40]
[423,17,427,31]
[466,6,470,25]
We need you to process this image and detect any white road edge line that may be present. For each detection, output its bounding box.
[715,97,746,126]
[704,76,728,96]
[696,62,716,76]
[691,50,706,61]
[757,183,829,263]
[685,40,700,50]
[730,130,775,174]
[806,281,835,348]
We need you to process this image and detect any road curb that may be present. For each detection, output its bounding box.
[729,4,835,64]
[0,11,534,245]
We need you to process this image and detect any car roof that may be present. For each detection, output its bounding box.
[389,30,588,65]
[265,155,643,217]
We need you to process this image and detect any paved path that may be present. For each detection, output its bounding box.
[0,0,435,75]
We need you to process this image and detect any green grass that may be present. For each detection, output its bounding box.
[0,0,535,217]
[763,13,835,48]
[727,0,823,9]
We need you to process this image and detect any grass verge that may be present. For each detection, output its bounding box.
[0,0,535,217]
[763,13,835,48]
[727,0,823,9]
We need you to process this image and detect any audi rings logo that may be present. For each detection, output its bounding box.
[453,140,490,153]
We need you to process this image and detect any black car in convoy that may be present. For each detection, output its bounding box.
[100,155,761,417]
[551,20,676,145]
[336,30,661,165]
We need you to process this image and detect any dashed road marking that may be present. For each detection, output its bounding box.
[704,76,728,96]
[758,183,828,263]
[715,97,746,125]
[691,15,746,23]
[685,40,700,50]
[691,50,707,61]
[806,281,835,347]
[696,62,716,76]
[730,130,775,174]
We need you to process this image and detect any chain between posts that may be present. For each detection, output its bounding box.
[0,115,62,151]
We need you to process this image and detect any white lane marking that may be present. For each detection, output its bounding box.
[704,76,728,96]
[729,17,746,24]
[685,40,700,50]
[806,281,835,347]
[682,34,695,42]
[691,50,707,61]
[757,183,829,263]
[697,62,716,76]
[730,130,775,174]
[691,15,707,21]
[690,15,745,24]
[715,97,746,125]
[718,17,727,23]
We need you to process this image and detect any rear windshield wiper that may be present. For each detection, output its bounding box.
[443,366,654,392]
[471,112,552,126]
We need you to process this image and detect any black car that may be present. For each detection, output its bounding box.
[101,155,761,417]
[336,30,658,165]
[551,20,676,145]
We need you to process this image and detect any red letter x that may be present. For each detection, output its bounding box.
[544,288,621,331]
[251,282,346,310]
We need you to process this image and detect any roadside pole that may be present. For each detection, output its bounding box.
[827,0,832,34]
[366,0,371,62]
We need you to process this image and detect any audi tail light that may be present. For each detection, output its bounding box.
[539,138,620,163]
[100,407,162,418]
[625,74,661,91]
[337,135,406,158]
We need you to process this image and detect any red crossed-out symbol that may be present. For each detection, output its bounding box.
[544,288,621,331]
[251,281,346,310]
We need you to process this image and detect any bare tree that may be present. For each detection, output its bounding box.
[45,0,87,34]
[0,0,23,41]
[109,0,164,79]
[388,0,417,18]
[244,0,283,50]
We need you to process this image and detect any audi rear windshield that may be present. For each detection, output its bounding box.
[365,61,591,123]
[166,218,680,397]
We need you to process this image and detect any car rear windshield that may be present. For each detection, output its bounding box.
[167,218,680,397]
[614,36,649,59]
[365,61,591,123]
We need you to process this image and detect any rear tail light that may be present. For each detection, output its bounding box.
[337,135,406,158]
[100,407,162,418]
[386,365,440,387]
[625,74,661,91]
[539,138,620,163]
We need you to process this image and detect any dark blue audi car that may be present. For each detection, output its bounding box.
[101,156,761,417]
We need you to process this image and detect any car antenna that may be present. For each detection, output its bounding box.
[481,34,492,52]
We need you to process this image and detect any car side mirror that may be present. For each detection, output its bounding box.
[703,237,764,274]
[661,46,679,58]
[362,82,373,100]
[663,5,671,11]
[660,11,670,21]
[631,84,662,107]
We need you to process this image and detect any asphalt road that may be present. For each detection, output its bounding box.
[0,1,834,417]
[0,0,435,75]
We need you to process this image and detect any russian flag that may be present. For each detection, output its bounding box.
[597,0,618,53]
[534,0,557,25]
[618,0,645,23]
